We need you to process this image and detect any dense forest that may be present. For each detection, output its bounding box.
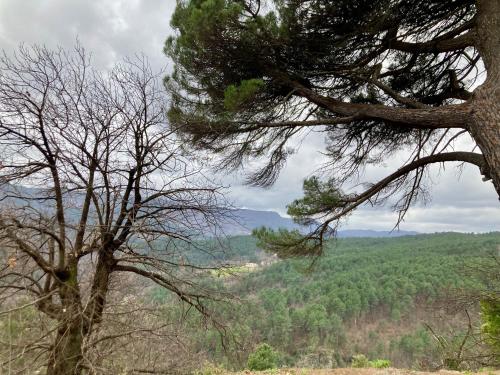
[151,232,499,371]
[1,230,499,373]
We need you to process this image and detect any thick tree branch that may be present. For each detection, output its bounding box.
[273,72,471,129]
[389,30,476,53]
[185,116,362,137]
[0,218,54,273]
[323,151,486,225]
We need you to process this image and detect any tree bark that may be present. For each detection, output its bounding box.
[85,249,115,324]
[46,318,84,375]
[47,262,85,375]
[469,86,500,198]
[469,0,500,198]
[273,70,470,130]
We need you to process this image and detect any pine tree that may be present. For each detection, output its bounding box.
[165,0,499,253]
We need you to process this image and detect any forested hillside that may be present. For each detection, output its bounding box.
[152,232,499,371]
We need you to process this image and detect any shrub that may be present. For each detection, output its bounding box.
[247,343,279,371]
[351,354,369,368]
[192,363,225,375]
[352,355,391,368]
[481,299,500,355]
[370,359,391,368]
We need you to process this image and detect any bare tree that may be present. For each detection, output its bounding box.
[0,45,227,375]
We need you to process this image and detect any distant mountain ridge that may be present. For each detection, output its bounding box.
[0,185,418,238]
[224,209,418,238]
[336,229,419,238]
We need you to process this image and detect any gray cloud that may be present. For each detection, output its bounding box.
[0,0,498,232]
[224,128,499,232]
[347,205,500,233]
[0,0,174,69]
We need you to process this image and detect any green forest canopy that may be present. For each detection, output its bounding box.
[152,232,500,370]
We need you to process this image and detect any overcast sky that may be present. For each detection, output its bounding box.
[0,0,498,233]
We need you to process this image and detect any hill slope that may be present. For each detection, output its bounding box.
[154,232,499,370]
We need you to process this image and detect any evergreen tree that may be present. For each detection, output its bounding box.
[165,0,499,253]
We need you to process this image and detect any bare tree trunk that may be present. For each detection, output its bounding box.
[47,263,85,375]
[47,319,84,375]
[85,249,115,324]
[470,0,500,198]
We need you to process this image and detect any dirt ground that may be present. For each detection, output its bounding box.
[230,369,500,375]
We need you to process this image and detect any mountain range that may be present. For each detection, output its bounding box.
[0,185,418,238]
